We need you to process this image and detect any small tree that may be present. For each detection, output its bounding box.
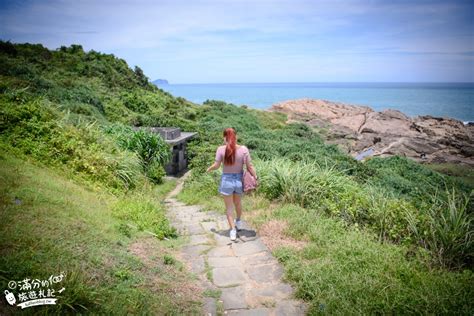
[134,66,148,87]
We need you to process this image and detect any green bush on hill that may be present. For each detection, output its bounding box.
[0,41,199,131]
[0,92,144,190]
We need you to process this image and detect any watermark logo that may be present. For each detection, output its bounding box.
[4,272,66,309]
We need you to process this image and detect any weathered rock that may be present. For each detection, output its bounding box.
[270,99,474,166]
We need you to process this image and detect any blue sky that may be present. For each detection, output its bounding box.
[0,0,473,83]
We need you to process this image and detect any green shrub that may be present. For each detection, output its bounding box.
[128,129,171,168]
[146,160,166,184]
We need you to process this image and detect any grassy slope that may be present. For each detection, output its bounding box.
[0,42,208,314]
[0,152,202,315]
[263,204,473,315]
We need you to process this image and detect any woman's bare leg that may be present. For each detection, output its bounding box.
[233,193,242,221]
[223,194,235,229]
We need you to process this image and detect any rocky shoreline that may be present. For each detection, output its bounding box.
[269,99,474,166]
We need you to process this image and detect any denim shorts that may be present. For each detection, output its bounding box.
[219,173,243,196]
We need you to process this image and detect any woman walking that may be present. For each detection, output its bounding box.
[206,128,258,241]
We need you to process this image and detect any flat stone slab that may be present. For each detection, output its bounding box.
[221,286,247,310]
[190,213,210,220]
[249,283,294,300]
[240,251,277,266]
[181,244,211,259]
[173,205,202,212]
[232,239,268,257]
[217,219,230,230]
[246,263,284,283]
[189,234,211,245]
[212,267,246,287]
[186,224,205,235]
[207,246,234,257]
[190,256,206,274]
[213,232,233,246]
[208,256,241,268]
[203,297,217,316]
[226,308,273,316]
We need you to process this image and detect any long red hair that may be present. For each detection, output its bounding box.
[223,128,237,165]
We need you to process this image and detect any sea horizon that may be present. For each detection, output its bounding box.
[160,81,474,85]
[157,82,474,122]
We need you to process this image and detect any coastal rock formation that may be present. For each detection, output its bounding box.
[270,99,474,166]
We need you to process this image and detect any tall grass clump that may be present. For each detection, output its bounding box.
[407,188,473,269]
[255,158,421,243]
[255,158,374,221]
[255,158,346,207]
[103,124,172,184]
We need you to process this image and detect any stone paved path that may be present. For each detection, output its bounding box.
[164,173,308,316]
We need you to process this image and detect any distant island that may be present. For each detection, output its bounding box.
[153,79,169,85]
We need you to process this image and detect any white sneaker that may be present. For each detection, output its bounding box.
[235,219,243,231]
[230,228,237,241]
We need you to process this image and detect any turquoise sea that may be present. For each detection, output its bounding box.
[158,82,474,122]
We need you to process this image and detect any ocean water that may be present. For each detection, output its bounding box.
[158,82,474,122]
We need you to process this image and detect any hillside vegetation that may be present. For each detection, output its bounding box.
[0,41,201,314]
[1,41,473,314]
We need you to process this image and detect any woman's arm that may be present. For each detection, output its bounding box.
[246,162,258,179]
[206,160,221,172]
[208,147,223,172]
[244,147,258,181]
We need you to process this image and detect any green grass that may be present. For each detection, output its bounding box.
[203,288,222,299]
[0,153,202,315]
[267,204,474,315]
